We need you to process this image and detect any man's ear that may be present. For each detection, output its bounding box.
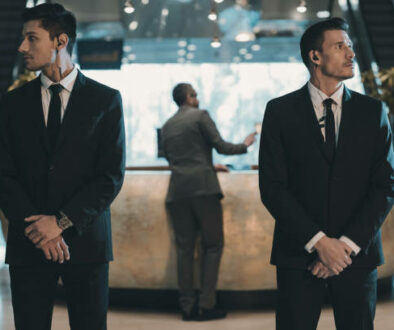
[56,33,69,51]
[309,49,320,66]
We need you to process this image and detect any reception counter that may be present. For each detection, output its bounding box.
[1,170,394,290]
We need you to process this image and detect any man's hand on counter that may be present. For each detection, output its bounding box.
[214,164,230,172]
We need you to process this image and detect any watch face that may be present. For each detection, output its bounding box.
[59,218,66,228]
[57,217,71,230]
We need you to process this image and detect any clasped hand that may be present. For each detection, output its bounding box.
[310,236,353,278]
[40,236,70,263]
[24,214,62,247]
[24,214,70,263]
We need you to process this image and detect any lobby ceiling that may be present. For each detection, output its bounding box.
[54,0,343,64]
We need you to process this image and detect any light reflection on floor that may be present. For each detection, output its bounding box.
[0,265,393,330]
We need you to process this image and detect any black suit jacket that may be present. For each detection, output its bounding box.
[259,84,394,269]
[0,72,126,265]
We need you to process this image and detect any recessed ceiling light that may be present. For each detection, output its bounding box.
[129,21,139,30]
[251,44,261,52]
[297,1,307,13]
[317,10,330,18]
[208,9,218,21]
[124,0,135,14]
[211,36,221,48]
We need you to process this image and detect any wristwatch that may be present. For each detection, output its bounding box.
[55,211,73,231]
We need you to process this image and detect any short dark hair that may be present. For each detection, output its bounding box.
[300,17,349,68]
[172,83,192,106]
[22,3,77,56]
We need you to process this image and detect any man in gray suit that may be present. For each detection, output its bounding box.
[161,83,255,321]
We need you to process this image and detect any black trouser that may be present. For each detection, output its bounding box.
[9,262,109,330]
[166,195,224,312]
[276,267,377,330]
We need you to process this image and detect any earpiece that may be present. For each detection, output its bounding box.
[312,50,319,62]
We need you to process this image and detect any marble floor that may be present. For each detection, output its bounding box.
[1,266,393,330]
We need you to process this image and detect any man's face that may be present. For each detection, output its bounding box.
[318,29,355,82]
[18,20,57,71]
[185,87,199,108]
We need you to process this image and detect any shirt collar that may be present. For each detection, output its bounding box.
[179,104,196,112]
[40,65,78,92]
[308,81,344,108]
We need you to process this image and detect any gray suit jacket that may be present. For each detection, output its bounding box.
[161,105,247,202]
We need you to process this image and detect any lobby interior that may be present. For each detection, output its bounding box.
[0,0,394,329]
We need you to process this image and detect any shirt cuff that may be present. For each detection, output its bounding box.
[305,231,326,253]
[339,236,361,256]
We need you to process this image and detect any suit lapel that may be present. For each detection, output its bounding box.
[52,71,86,155]
[297,84,330,163]
[334,86,354,162]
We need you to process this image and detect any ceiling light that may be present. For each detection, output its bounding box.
[317,10,330,18]
[123,45,132,52]
[208,8,218,21]
[239,48,247,55]
[233,56,241,63]
[210,36,221,48]
[141,0,149,4]
[124,0,135,14]
[129,21,139,30]
[186,53,195,59]
[161,8,169,16]
[178,40,187,47]
[235,32,255,42]
[244,53,253,60]
[177,49,186,56]
[214,0,224,3]
[127,54,136,61]
[297,1,307,13]
[187,44,197,51]
[177,58,186,63]
[251,44,261,51]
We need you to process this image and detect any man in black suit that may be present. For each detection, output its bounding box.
[161,83,255,321]
[259,18,394,330]
[0,4,125,330]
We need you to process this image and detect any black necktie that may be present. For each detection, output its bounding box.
[47,84,63,152]
[323,98,335,160]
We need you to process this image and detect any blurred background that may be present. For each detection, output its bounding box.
[0,1,393,329]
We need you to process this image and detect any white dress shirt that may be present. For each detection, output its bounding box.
[40,66,78,227]
[40,66,78,126]
[304,81,361,256]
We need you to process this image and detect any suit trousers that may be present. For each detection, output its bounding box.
[9,262,109,330]
[276,267,377,330]
[166,195,224,312]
